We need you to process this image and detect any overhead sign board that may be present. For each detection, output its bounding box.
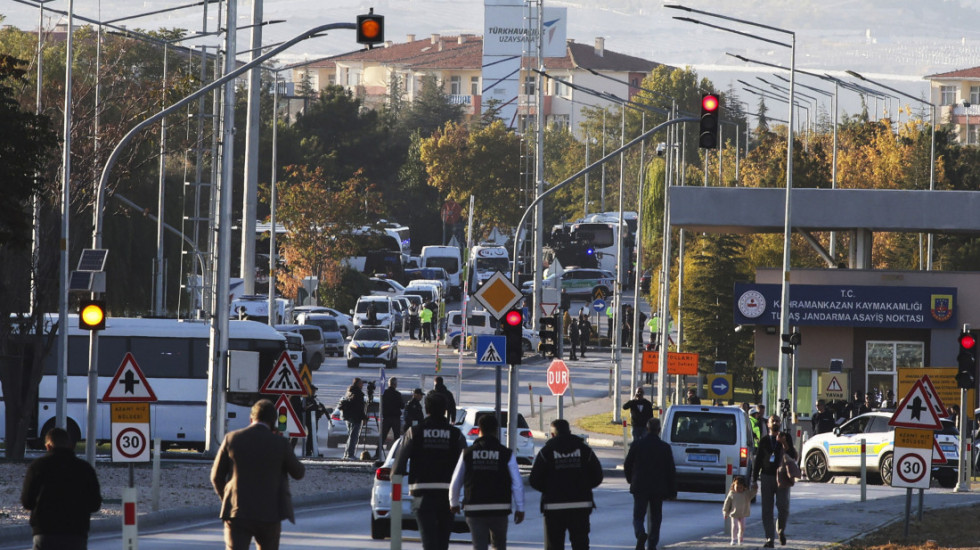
[103,353,158,402]
[472,271,523,320]
[641,351,699,375]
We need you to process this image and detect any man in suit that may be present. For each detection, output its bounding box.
[211,399,306,550]
[624,418,676,550]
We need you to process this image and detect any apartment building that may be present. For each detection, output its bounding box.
[291,34,662,134]
[928,66,980,145]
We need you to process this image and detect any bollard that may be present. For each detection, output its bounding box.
[151,437,162,512]
[539,396,544,433]
[623,420,629,460]
[569,379,576,406]
[528,384,535,416]
[860,438,867,502]
[725,457,734,535]
[609,368,614,394]
[390,473,403,550]
[122,486,138,550]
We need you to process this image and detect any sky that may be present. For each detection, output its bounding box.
[4,0,980,121]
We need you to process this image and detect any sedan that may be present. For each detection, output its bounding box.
[521,267,614,298]
[347,327,398,369]
[455,407,535,465]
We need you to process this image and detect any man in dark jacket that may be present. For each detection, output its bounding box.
[578,318,591,358]
[811,399,837,435]
[622,387,654,442]
[432,376,457,422]
[529,419,604,550]
[568,318,579,360]
[379,377,404,454]
[21,427,102,549]
[342,378,368,460]
[403,388,425,431]
[449,414,525,550]
[624,418,676,550]
[394,392,467,550]
[752,415,798,548]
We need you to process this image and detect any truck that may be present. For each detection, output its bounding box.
[421,245,463,300]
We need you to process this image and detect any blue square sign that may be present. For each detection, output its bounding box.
[476,335,506,365]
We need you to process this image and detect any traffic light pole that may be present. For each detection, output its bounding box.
[510,117,697,438]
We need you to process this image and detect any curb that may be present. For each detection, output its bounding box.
[0,488,371,547]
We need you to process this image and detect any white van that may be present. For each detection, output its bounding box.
[443,309,540,353]
[351,295,396,334]
[404,282,441,306]
[421,245,463,300]
[660,404,756,494]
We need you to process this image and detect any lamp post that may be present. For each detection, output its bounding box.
[668,3,796,409]
[845,70,937,270]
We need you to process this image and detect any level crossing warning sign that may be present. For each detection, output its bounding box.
[103,353,158,402]
[260,352,307,395]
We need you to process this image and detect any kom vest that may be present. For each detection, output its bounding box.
[462,437,513,517]
[405,416,465,495]
[530,435,602,513]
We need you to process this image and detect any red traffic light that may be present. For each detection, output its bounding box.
[702,94,719,112]
[504,309,523,327]
[961,332,976,349]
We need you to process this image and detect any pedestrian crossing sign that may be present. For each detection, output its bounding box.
[260,352,307,395]
[476,335,506,365]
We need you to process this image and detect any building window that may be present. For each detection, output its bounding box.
[450,75,462,95]
[471,76,480,96]
[524,76,536,96]
[866,341,923,404]
[549,114,570,131]
[940,86,956,106]
[971,86,980,106]
[554,79,571,99]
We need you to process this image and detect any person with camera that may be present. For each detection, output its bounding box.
[341,378,367,460]
[752,415,797,548]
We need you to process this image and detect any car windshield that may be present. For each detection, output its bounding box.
[306,318,339,331]
[356,301,390,313]
[354,328,390,341]
[298,328,322,342]
[475,257,510,272]
[467,411,530,429]
[407,289,433,302]
[426,257,458,272]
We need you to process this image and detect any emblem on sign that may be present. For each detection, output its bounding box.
[930,294,953,322]
[737,290,766,318]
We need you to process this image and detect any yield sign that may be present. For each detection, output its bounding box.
[273,394,306,438]
[888,378,942,430]
[547,359,570,396]
[103,352,157,402]
[260,351,307,395]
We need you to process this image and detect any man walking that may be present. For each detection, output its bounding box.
[450,414,525,550]
[529,419,604,550]
[403,387,425,431]
[578,317,591,358]
[211,399,306,550]
[432,375,457,422]
[752,415,797,547]
[568,318,579,360]
[341,378,368,460]
[394,392,467,550]
[624,418,676,550]
[379,377,404,453]
[21,427,102,550]
[622,388,654,442]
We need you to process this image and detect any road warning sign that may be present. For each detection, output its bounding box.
[273,394,306,438]
[817,372,848,401]
[103,353,158,402]
[260,352,307,395]
[888,378,943,430]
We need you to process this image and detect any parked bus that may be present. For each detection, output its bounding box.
[0,316,288,451]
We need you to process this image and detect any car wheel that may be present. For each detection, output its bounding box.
[310,354,323,371]
[935,470,957,488]
[370,515,390,540]
[347,360,358,369]
[879,452,893,486]
[522,338,532,352]
[804,450,832,483]
[388,357,398,369]
[451,336,461,349]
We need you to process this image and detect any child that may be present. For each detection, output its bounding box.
[722,476,754,546]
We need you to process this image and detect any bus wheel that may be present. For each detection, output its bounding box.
[39,418,82,449]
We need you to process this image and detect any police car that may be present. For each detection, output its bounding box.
[802,411,959,487]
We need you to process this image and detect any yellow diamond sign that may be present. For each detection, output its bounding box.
[473,271,523,320]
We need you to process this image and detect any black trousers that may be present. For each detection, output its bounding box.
[379,418,400,450]
[414,491,454,550]
[543,509,591,550]
[632,495,663,549]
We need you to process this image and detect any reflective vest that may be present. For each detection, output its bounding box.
[462,437,513,516]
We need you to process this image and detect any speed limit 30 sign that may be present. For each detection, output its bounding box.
[891,447,931,489]
[111,403,150,463]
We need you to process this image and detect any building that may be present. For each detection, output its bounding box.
[291,34,662,134]
[927,66,980,145]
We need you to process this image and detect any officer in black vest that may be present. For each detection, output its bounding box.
[529,419,604,550]
[450,414,525,550]
[394,392,467,550]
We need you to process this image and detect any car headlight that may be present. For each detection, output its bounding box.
[380,343,391,351]
[349,341,360,350]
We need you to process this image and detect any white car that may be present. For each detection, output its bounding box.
[443,309,540,354]
[352,296,397,334]
[370,436,469,539]
[347,327,398,369]
[370,277,406,297]
[802,411,959,487]
[455,407,535,465]
[295,306,355,340]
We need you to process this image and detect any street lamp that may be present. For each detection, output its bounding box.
[668,3,797,410]
[845,69,937,270]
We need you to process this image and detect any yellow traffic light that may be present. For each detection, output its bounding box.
[356,11,384,46]
[79,300,106,331]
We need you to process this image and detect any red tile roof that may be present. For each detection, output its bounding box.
[926,66,980,80]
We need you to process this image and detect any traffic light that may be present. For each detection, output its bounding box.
[780,330,801,354]
[957,329,976,389]
[78,299,106,331]
[539,316,559,358]
[356,11,384,46]
[699,94,720,149]
[502,308,524,365]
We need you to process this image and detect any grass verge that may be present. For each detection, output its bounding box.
[837,502,980,549]
[574,412,626,437]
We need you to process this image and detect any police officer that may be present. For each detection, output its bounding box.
[449,414,525,550]
[394,392,467,550]
[403,388,425,432]
[529,419,603,550]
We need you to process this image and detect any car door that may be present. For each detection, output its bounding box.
[861,416,894,469]
[826,415,871,469]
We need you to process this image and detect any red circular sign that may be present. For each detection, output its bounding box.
[441,200,462,224]
[547,360,570,395]
[896,453,927,484]
[115,427,147,459]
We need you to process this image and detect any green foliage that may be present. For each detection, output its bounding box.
[319,267,371,314]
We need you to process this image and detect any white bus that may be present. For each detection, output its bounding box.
[467,245,511,291]
[1,316,289,451]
